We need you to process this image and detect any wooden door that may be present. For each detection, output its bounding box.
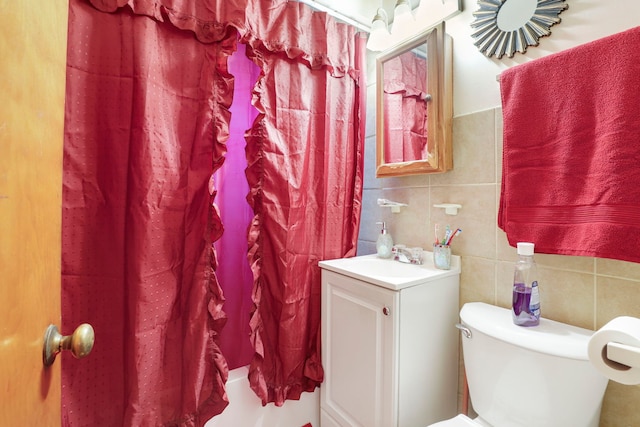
[0,1,69,425]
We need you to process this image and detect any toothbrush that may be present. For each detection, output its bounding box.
[442,225,451,245]
[446,228,462,246]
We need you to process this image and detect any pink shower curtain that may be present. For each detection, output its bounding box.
[243,27,366,404]
[62,2,233,425]
[62,0,365,424]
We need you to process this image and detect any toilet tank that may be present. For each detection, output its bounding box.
[459,302,608,427]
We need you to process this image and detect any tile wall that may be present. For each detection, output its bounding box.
[359,59,640,426]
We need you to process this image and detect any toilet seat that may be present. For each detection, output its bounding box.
[428,414,482,427]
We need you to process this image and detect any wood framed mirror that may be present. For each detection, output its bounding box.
[376,22,453,177]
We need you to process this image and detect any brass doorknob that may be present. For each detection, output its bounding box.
[42,323,95,366]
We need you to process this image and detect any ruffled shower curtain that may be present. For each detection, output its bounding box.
[243,28,365,404]
[62,0,365,425]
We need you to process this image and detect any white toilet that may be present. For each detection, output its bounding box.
[430,302,609,427]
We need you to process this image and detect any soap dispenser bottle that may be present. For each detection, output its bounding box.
[512,242,540,326]
[376,221,393,259]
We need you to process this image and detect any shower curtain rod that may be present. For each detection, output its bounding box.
[294,0,371,32]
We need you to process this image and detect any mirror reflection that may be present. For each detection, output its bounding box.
[381,44,429,164]
[496,0,537,31]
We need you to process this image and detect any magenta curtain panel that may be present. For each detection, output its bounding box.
[213,42,260,370]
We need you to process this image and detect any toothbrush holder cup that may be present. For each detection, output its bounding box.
[433,244,451,270]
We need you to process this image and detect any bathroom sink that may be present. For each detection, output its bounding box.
[319,253,460,290]
[347,258,428,278]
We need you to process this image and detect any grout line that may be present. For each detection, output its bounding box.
[593,258,597,330]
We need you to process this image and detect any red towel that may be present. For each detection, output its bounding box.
[499,26,640,263]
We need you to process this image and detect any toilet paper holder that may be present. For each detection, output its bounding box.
[606,342,640,369]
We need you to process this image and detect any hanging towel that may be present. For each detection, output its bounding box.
[498,26,640,263]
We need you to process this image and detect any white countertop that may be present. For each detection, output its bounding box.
[319,252,461,291]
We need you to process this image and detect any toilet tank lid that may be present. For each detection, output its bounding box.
[460,302,594,360]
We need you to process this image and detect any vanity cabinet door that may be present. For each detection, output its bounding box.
[321,270,398,427]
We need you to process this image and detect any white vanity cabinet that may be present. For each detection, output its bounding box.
[319,254,460,427]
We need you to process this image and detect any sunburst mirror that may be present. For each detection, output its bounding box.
[470,0,568,59]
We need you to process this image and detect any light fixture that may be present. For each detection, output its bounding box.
[366,0,461,52]
[389,0,416,43]
[366,8,390,52]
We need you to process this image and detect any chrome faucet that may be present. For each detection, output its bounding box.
[393,246,423,265]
